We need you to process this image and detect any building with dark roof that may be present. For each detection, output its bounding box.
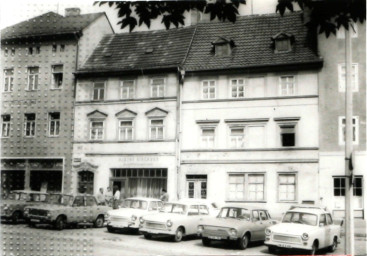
[0,8,114,194]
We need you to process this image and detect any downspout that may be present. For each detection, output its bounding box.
[176,67,185,200]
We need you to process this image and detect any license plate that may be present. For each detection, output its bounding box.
[278,243,291,248]
[208,236,222,240]
[30,219,40,223]
[149,230,162,234]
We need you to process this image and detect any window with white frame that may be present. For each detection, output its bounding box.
[51,65,63,89]
[119,120,133,141]
[278,174,296,201]
[339,116,359,145]
[120,80,135,99]
[90,121,104,140]
[338,63,358,92]
[49,112,60,136]
[1,115,10,137]
[149,119,164,140]
[229,127,244,148]
[337,23,358,39]
[201,127,215,148]
[93,82,105,101]
[230,79,245,98]
[24,113,36,137]
[27,67,39,90]
[228,173,265,201]
[279,76,295,96]
[202,80,216,99]
[151,78,165,98]
[3,69,14,92]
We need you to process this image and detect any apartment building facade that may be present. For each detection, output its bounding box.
[318,22,366,219]
[0,9,113,194]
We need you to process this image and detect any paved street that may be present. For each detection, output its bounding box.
[1,223,366,256]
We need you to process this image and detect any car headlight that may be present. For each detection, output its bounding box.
[131,215,137,221]
[47,211,52,217]
[302,233,309,241]
[3,206,9,211]
[197,225,204,233]
[24,208,29,216]
[265,228,272,236]
[229,228,237,236]
[166,220,173,227]
[139,217,144,224]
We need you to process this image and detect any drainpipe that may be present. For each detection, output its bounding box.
[176,67,185,200]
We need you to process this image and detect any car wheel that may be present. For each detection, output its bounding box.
[94,216,104,228]
[173,227,184,242]
[144,234,152,240]
[309,241,318,255]
[238,234,250,250]
[202,238,211,246]
[268,245,276,254]
[329,237,338,252]
[11,211,21,224]
[55,216,65,230]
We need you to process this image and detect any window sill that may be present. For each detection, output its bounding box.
[1,136,10,139]
[91,99,105,102]
[24,136,35,138]
[2,91,13,93]
[50,88,62,91]
[25,90,40,92]
[47,135,60,138]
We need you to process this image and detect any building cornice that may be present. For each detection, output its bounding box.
[182,95,318,104]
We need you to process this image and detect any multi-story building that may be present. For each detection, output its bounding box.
[73,27,195,195]
[179,12,323,218]
[0,8,113,194]
[318,22,366,219]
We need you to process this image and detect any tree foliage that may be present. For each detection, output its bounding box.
[95,0,366,37]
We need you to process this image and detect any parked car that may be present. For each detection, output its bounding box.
[139,199,215,242]
[197,204,277,249]
[264,205,342,255]
[25,193,110,230]
[179,198,221,217]
[0,190,48,223]
[106,197,163,233]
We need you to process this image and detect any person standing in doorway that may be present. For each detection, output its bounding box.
[113,185,121,209]
[105,186,113,206]
[160,188,169,202]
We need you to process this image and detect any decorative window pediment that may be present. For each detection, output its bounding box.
[211,36,235,56]
[87,110,108,120]
[271,32,295,53]
[145,107,168,118]
[115,109,137,119]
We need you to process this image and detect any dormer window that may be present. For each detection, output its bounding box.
[211,37,235,57]
[272,32,294,53]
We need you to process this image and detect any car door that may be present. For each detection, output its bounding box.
[71,196,85,223]
[251,210,263,241]
[325,214,334,247]
[319,214,328,248]
[258,210,271,240]
[186,205,200,234]
[85,196,98,222]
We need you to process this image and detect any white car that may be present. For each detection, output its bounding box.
[106,197,163,233]
[139,199,215,242]
[265,206,341,255]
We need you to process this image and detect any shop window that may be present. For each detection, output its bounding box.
[49,112,60,136]
[202,80,216,99]
[51,64,63,89]
[279,76,295,96]
[24,113,36,137]
[1,115,10,137]
[278,174,296,201]
[150,78,165,98]
[339,116,359,145]
[120,80,135,99]
[27,67,39,90]
[228,173,265,201]
[93,81,105,101]
[231,79,245,98]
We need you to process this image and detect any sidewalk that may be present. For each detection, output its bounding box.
[336,219,367,237]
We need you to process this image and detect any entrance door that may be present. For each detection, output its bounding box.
[111,179,126,198]
[186,175,207,199]
[78,171,94,194]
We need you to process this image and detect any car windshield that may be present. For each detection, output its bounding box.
[6,192,21,200]
[121,200,148,210]
[218,207,251,219]
[282,212,318,226]
[47,194,74,206]
[160,203,187,214]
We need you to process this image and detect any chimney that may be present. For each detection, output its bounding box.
[65,8,81,17]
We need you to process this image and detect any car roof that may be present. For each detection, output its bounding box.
[125,197,161,202]
[177,198,213,205]
[287,207,329,215]
[11,190,48,194]
[222,203,268,211]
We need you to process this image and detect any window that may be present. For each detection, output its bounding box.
[259,210,269,220]
[85,196,96,206]
[337,23,358,39]
[339,116,359,145]
[334,177,363,196]
[120,80,135,99]
[28,47,33,55]
[24,113,36,137]
[36,46,40,54]
[151,78,165,98]
[228,173,265,201]
[230,127,244,148]
[320,214,326,225]
[27,67,39,90]
[1,115,10,137]
[202,80,216,99]
[4,49,8,56]
[338,63,358,92]
[90,121,104,140]
[73,196,84,207]
[149,119,164,140]
[52,44,57,53]
[280,124,296,147]
[199,205,209,215]
[119,120,133,141]
[326,214,333,225]
[275,38,291,52]
[49,112,60,136]
[51,65,63,89]
[3,69,14,92]
[93,82,105,101]
[231,79,245,98]
[201,127,215,148]
[11,48,15,56]
[279,76,295,96]
[60,45,65,52]
[278,174,296,201]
